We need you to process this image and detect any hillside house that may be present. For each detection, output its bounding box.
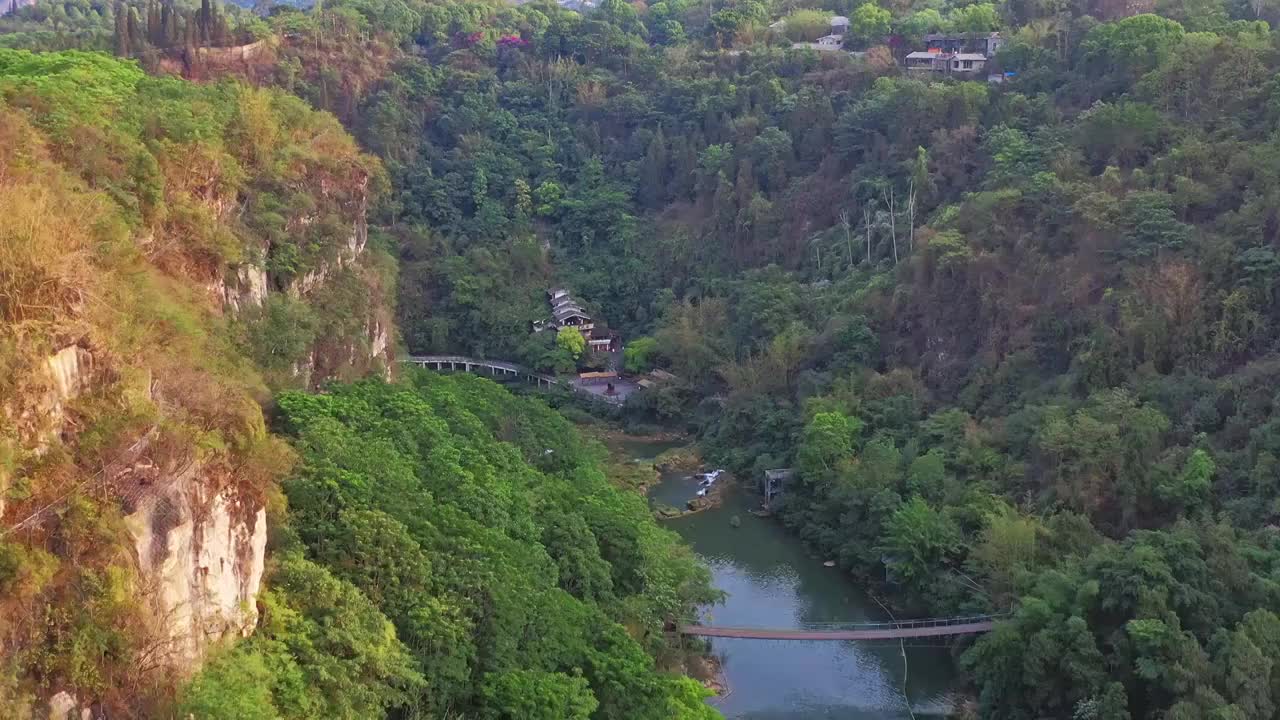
[949,52,988,74]
[905,49,990,77]
[905,50,950,74]
[535,288,618,353]
[780,14,853,51]
[553,306,592,329]
[922,31,1004,57]
[815,34,845,50]
[772,14,849,34]
[794,33,846,51]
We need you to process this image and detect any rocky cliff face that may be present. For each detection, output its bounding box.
[0,345,96,521]
[29,345,94,451]
[0,57,392,714]
[222,263,270,313]
[0,230,386,707]
[219,181,393,388]
[111,200,387,667]
[7,347,271,676]
[124,468,266,667]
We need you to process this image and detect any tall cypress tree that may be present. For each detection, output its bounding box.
[211,2,227,46]
[198,0,211,44]
[127,7,144,52]
[182,8,199,68]
[638,127,668,210]
[147,0,160,46]
[182,8,195,48]
[113,1,131,56]
[161,0,177,47]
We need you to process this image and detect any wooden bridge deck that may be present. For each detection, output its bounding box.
[677,620,995,641]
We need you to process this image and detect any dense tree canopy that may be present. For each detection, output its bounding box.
[181,373,719,719]
[274,0,1280,717]
[12,0,1280,715]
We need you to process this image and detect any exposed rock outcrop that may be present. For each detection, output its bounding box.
[289,192,369,299]
[2,345,96,520]
[370,316,391,378]
[215,185,391,387]
[222,263,269,313]
[8,350,269,676]
[45,690,91,720]
[124,466,267,668]
[32,345,94,450]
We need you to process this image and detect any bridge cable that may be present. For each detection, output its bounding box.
[869,592,916,720]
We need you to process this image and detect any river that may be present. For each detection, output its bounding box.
[647,461,962,719]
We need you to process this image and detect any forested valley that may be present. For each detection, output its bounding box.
[6,0,1280,716]
[0,18,717,720]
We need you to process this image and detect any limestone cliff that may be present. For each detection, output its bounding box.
[0,53,392,714]
[218,168,394,388]
[124,468,266,667]
[4,347,271,679]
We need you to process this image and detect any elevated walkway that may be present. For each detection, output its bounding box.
[401,355,624,404]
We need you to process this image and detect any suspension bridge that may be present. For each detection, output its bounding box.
[676,614,1003,641]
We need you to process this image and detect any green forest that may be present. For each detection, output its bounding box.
[184,373,719,719]
[6,0,1280,716]
[344,3,1280,717]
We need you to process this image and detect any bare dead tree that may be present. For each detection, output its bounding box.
[906,179,917,257]
[839,210,854,270]
[862,206,872,265]
[883,186,898,265]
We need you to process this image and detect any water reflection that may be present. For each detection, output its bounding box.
[657,480,960,719]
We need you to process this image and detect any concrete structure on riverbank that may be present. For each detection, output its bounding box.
[760,468,793,507]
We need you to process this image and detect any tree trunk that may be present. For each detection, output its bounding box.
[840,210,854,270]
[907,183,916,256]
[863,207,872,265]
[884,187,898,265]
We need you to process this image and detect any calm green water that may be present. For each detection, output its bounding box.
[608,435,687,460]
[652,471,961,719]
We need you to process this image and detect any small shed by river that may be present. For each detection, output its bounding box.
[760,468,794,507]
